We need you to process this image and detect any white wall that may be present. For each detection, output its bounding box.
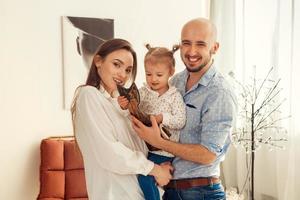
[0,0,207,199]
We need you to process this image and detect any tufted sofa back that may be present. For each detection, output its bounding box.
[37,137,88,200]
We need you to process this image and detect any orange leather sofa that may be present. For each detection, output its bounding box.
[37,137,88,200]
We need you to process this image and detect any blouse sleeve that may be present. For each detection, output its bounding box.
[75,87,154,176]
[162,91,186,130]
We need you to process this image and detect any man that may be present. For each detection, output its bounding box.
[132,18,237,200]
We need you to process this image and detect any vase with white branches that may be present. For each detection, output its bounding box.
[229,67,288,200]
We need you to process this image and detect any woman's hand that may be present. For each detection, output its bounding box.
[149,163,173,186]
[117,96,129,110]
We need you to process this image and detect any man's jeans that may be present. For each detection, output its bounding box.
[163,183,226,200]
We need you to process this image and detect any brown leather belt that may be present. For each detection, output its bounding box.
[164,177,220,190]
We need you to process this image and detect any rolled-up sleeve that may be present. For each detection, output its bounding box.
[75,87,154,176]
[200,90,237,155]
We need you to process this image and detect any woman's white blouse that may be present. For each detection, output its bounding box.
[74,86,154,200]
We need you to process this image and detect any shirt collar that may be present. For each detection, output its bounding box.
[183,63,217,88]
[99,84,119,99]
[198,64,216,87]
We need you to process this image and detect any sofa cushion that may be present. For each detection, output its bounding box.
[37,137,88,200]
[41,139,64,170]
[64,140,84,170]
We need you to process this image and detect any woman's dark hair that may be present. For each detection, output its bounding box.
[86,38,138,89]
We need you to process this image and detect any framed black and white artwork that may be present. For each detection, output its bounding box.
[61,16,114,109]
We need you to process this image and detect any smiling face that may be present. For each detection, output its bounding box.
[145,61,174,95]
[94,49,134,95]
[180,19,219,73]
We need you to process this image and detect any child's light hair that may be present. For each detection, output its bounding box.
[144,44,179,69]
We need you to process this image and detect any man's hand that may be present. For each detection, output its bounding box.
[131,115,164,148]
[117,96,129,110]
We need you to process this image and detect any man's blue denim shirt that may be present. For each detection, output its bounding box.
[170,65,237,179]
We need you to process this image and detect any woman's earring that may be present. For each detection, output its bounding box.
[96,64,101,68]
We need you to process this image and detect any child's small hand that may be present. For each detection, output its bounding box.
[117,96,129,110]
[154,114,163,124]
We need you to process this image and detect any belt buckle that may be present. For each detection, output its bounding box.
[174,180,177,188]
[208,177,213,187]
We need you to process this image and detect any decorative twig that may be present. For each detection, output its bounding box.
[254,79,281,113]
[254,87,282,117]
[254,99,286,131]
[255,116,291,132]
[254,67,273,104]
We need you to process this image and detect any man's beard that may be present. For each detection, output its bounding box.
[185,53,212,73]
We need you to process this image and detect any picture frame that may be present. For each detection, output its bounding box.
[61,16,114,109]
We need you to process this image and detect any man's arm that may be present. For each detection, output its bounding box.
[159,139,216,165]
[131,116,216,165]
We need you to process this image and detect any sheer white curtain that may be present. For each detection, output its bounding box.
[275,1,300,199]
[210,0,300,199]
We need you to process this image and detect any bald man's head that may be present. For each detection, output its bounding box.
[181,18,217,43]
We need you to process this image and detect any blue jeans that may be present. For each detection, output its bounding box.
[138,152,173,200]
[162,183,226,200]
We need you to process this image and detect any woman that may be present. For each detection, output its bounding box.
[71,38,172,200]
